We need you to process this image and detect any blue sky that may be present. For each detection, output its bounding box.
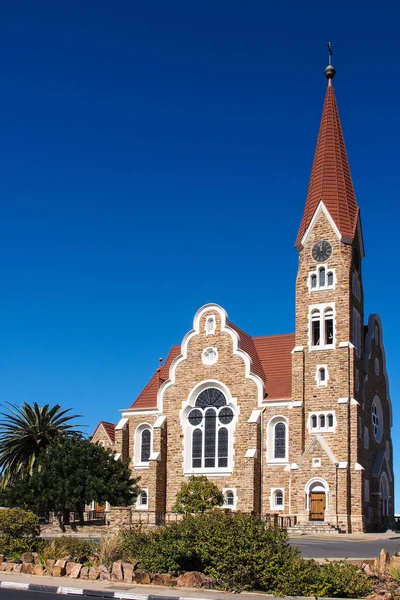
[0,1,399,510]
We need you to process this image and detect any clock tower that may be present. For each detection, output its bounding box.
[290,60,367,532]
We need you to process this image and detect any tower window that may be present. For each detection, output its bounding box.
[311,274,317,289]
[319,414,325,428]
[327,271,334,286]
[319,267,326,287]
[205,315,216,335]
[327,414,334,428]
[324,308,334,345]
[315,364,328,387]
[309,411,335,433]
[311,310,321,346]
[308,265,335,291]
[309,304,335,350]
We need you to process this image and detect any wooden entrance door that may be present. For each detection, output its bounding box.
[310,492,326,521]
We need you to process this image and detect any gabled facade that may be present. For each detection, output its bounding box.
[93,65,394,532]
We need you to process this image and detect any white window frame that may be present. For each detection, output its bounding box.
[270,488,285,511]
[352,308,362,357]
[182,382,237,476]
[136,489,149,510]
[315,364,329,387]
[308,411,336,433]
[134,423,153,468]
[222,488,237,509]
[205,315,216,336]
[312,457,321,467]
[308,264,336,292]
[308,302,336,351]
[371,395,383,443]
[202,347,218,365]
[267,416,289,464]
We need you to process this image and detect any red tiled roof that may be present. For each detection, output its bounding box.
[93,421,116,443]
[129,330,294,410]
[296,83,359,247]
[253,333,295,400]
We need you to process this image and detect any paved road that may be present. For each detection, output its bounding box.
[290,535,400,558]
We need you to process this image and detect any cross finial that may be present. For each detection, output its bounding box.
[324,42,336,84]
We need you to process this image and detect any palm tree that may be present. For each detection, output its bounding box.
[0,401,83,486]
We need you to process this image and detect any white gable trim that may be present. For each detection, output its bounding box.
[157,303,265,412]
[297,201,343,250]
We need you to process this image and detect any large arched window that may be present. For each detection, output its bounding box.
[380,472,390,517]
[267,416,288,463]
[134,424,153,467]
[187,387,235,471]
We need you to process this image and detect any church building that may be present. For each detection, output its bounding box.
[93,61,394,533]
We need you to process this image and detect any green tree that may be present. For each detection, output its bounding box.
[0,401,82,485]
[0,435,140,526]
[173,475,224,513]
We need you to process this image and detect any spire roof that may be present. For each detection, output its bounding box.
[296,80,359,248]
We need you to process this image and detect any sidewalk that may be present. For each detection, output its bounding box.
[0,571,270,600]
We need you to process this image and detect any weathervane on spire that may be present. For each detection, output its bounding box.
[324,41,336,84]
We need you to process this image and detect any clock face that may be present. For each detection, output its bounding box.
[312,240,332,262]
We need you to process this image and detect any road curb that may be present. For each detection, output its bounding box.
[0,580,213,600]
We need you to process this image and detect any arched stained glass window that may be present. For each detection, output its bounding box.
[274,422,286,459]
[192,429,203,468]
[218,427,229,468]
[141,429,151,463]
[196,388,226,408]
[204,408,216,468]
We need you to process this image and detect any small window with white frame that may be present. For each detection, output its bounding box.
[134,424,153,467]
[223,488,236,509]
[267,417,288,463]
[309,411,335,433]
[205,315,216,335]
[271,488,284,511]
[309,303,335,350]
[315,364,328,387]
[308,264,335,292]
[136,489,148,510]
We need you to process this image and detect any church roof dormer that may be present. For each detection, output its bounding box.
[296,51,360,249]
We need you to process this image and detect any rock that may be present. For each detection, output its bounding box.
[364,564,375,576]
[176,571,214,589]
[51,566,64,577]
[13,564,22,573]
[32,552,39,564]
[33,565,46,576]
[99,565,111,581]
[374,558,381,572]
[111,561,123,582]
[380,550,391,572]
[20,552,34,563]
[55,559,67,570]
[134,572,151,585]
[7,557,21,563]
[0,564,7,571]
[0,555,3,565]
[80,566,89,580]
[46,559,56,569]
[89,566,100,581]
[151,573,177,586]
[22,563,34,574]
[5,563,15,572]
[70,564,82,579]
[66,562,78,576]
[122,562,134,583]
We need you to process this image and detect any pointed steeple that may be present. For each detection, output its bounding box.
[296,58,360,248]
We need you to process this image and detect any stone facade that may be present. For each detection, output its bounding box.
[93,78,394,533]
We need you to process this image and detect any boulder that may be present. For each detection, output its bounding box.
[55,559,67,570]
[32,552,39,564]
[177,571,214,589]
[20,552,34,563]
[89,566,100,581]
[134,572,151,585]
[13,564,22,573]
[22,563,35,574]
[46,559,56,569]
[5,563,15,572]
[0,563,7,571]
[7,557,21,563]
[33,565,46,576]
[70,564,82,579]
[364,564,375,577]
[0,554,3,565]
[80,566,89,580]
[151,573,177,586]
[99,565,111,581]
[66,562,78,576]
[111,561,123,582]
[51,566,64,577]
[380,550,391,572]
[122,562,134,583]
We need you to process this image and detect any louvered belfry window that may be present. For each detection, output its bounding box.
[188,388,234,469]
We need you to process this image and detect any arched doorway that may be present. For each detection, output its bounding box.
[305,479,329,521]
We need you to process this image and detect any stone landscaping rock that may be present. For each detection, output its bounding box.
[66,562,78,576]
[7,558,21,563]
[151,573,177,586]
[55,559,67,570]
[51,566,64,577]
[80,566,89,580]
[111,561,123,582]
[176,571,214,589]
[99,565,111,581]
[364,564,375,576]
[380,550,391,572]
[5,563,15,572]
[33,565,46,576]
[122,562,134,583]
[13,565,22,573]
[134,572,151,585]
[89,566,100,581]
[46,559,56,569]
[32,552,39,564]
[0,554,3,565]
[20,552,34,563]
[22,563,35,574]
[70,564,82,579]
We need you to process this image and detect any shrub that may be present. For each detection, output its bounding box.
[173,475,224,513]
[387,564,400,584]
[0,508,39,556]
[97,533,125,568]
[38,536,98,563]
